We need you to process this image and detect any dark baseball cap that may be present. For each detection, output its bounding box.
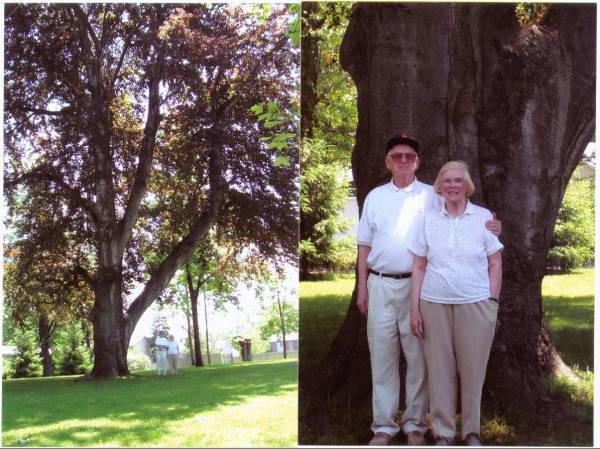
[385,134,420,153]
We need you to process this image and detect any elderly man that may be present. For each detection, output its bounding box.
[357,134,500,446]
[154,330,169,376]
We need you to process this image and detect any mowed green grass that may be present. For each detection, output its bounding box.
[542,268,594,370]
[299,274,355,371]
[3,359,297,447]
[300,269,594,372]
[300,268,594,445]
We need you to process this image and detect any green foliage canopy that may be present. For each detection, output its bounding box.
[300,138,353,278]
[547,165,595,273]
[260,302,299,341]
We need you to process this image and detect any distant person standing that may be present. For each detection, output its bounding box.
[154,330,169,376]
[167,335,180,376]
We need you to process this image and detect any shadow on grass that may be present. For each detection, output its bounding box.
[3,360,297,447]
[299,275,594,446]
[543,295,594,370]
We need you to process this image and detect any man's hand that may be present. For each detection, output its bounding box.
[485,212,502,236]
[357,286,369,317]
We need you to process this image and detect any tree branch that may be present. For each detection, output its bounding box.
[6,168,100,228]
[73,5,102,59]
[124,143,226,338]
[185,262,198,298]
[115,31,166,254]
[110,34,132,91]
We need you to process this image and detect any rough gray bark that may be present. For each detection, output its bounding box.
[317,0,594,419]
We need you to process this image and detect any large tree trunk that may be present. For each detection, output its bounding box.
[310,1,595,433]
[38,314,54,377]
[90,263,130,377]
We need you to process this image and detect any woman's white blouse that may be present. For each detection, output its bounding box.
[409,201,503,304]
[167,341,180,355]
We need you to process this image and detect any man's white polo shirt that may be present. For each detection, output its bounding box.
[155,336,169,351]
[409,200,503,304]
[357,178,440,274]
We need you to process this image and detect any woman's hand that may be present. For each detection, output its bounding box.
[410,306,424,339]
[485,212,502,236]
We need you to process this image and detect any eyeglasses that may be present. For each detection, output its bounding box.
[388,152,417,162]
[442,178,466,185]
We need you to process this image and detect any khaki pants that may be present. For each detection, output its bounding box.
[420,299,498,439]
[367,274,428,436]
[168,354,178,375]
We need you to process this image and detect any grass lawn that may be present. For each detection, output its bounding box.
[542,267,594,371]
[3,359,297,447]
[300,268,594,445]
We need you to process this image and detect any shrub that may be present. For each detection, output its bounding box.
[548,166,594,273]
[56,325,91,375]
[11,328,42,378]
[127,346,151,371]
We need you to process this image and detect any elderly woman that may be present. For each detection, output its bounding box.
[408,161,503,446]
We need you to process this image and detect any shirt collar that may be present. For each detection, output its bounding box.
[441,199,475,217]
[389,177,419,193]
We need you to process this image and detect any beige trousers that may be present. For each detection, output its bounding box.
[420,299,498,439]
[168,354,178,375]
[367,274,428,436]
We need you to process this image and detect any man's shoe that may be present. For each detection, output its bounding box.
[406,431,426,446]
[435,436,455,446]
[369,432,393,446]
[464,433,483,446]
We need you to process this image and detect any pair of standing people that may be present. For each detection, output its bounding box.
[357,135,503,446]
[155,331,181,376]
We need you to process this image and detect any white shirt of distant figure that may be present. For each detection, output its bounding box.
[167,335,180,376]
[154,334,169,351]
[167,339,180,355]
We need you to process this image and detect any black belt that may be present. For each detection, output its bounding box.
[369,269,412,279]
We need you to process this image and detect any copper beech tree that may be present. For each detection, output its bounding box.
[5,4,298,377]
[301,2,595,441]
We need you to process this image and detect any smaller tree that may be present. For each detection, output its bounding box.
[300,138,352,279]
[547,165,595,273]
[56,324,92,375]
[151,315,171,337]
[231,336,253,362]
[260,299,299,359]
[11,328,42,378]
[149,314,171,364]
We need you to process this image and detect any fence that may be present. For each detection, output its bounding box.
[251,351,298,362]
[178,352,232,367]
[184,351,297,364]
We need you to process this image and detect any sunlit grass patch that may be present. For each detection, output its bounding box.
[3,359,298,447]
[480,414,513,445]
